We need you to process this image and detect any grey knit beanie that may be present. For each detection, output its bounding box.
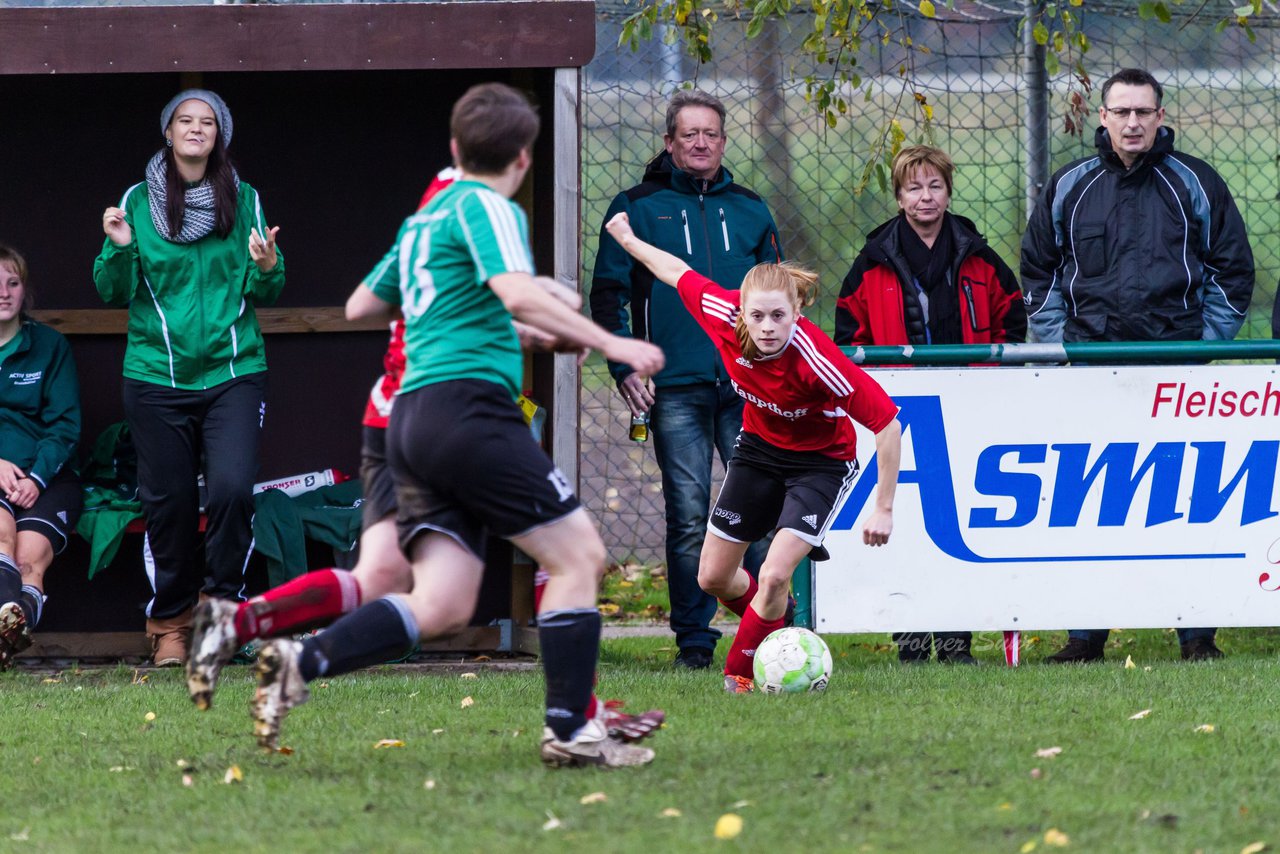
[160,89,233,147]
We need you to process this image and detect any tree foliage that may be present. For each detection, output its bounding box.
[618,0,1264,188]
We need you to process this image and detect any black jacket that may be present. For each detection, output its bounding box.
[1021,127,1254,343]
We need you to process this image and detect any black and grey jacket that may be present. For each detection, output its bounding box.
[1021,126,1254,343]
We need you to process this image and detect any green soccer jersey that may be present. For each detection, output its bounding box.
[364,180,533,398]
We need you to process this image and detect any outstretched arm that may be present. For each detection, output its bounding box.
[604,212,691,288]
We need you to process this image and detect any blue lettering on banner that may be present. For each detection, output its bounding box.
[830,396,1271,562]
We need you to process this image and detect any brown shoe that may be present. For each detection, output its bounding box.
[147,606,195,667]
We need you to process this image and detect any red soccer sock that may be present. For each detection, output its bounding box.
[234,568,362,642]
[719,571,759,618]
[724,605,785,680]
[586,694,599,721]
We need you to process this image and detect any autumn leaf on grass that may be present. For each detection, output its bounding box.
[181,774,194,787]
[599,603,621,617]
[1240,842,1267,854]
[1034,746,1063,759]
[660,808,682,818]
[1195,724,1216,733]
[580,792,608,805]
[542,811,562,831]
[460,696,474,709]
[223,765,243,784]
[424,779,437,790]
[1129,708,1153,720]
[144,711,157,722]
[714,814,743,840]
[1044,827,1070,847]
[459,672,478,680]
[1020,841,1038,853]
[1124,655,1136,669]
[274,746,295,756]
[373,739,405,749]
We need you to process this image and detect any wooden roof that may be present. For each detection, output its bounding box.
[0,1,596,75]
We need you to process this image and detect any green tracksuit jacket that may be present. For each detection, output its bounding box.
[92,181,285,390]
[0,319,80,488]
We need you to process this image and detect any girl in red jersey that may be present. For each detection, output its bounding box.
[606,212,903,692]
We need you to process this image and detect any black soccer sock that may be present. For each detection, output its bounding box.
[539,608,601,741]
[18,586,43,628]
[297,596,419,682]
[0,555,21,605]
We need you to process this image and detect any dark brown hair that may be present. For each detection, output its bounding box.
[451,83,541,176]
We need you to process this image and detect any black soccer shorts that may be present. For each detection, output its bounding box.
[387,379,581,560]
[708,432,859,552]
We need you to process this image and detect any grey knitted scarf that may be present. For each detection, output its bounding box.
[144,150,240,244]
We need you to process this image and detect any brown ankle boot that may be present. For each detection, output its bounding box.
[147,606,195,667]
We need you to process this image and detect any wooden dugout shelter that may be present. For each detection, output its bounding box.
[0,0,593,657]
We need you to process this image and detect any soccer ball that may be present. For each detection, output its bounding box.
[752,627,832,693]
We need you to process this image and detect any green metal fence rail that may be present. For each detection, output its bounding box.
[843,340,1280,365]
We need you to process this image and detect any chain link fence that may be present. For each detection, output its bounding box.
[582,0,1280,565]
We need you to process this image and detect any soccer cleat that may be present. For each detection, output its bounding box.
[539,717,654,768]
[601,700,665,743]
[0,602,32,671]
[187,599,241,710]
[251,639,309,751]
[723,674,755,694]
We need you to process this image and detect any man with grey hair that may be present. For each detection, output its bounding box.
[591,89,783,670]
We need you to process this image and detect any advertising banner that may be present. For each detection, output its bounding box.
[816,365,1280,632]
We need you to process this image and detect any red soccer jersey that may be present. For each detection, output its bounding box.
[677,270,898,460]
[362,167,459,429]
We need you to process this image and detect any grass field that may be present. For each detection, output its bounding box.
[5,627,1280,853]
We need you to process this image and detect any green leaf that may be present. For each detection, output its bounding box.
[746,14,765,37]
[1213,16,1230,31]
[1032,21,1049,45]
[1137,2,1155,18]
[1153,2,1172,22]
[1045,51,1061,75]
[919,0,936,17]
[1232,3,1253,14]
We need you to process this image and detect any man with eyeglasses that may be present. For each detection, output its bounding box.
[591,89,783,670]
[1021,67,1255,664]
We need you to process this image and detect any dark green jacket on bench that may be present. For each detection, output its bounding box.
[0,319,80,488]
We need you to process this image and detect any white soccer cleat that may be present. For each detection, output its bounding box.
[0,602,32,671]
[539,717,655,768]
[187,599,241,710]
[251,639,309,751]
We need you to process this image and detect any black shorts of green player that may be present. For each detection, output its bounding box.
[387,378,580,560]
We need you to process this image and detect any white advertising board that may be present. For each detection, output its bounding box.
[816,364,1280,632]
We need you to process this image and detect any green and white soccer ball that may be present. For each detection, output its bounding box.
[752,627,832,693]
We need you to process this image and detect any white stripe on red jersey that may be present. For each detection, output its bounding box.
[678,270,897,459]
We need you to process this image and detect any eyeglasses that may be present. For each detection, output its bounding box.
[1104,106,1159,119]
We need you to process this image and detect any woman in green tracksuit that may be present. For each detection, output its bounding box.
[93,89,284,667]
[0,245,82,669]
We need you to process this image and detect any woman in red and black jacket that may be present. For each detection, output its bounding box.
[833,145,1025,665]
[835,146,1025,349]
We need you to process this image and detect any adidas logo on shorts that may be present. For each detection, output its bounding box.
[802,514,818,529]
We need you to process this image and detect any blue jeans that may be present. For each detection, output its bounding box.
[1069,627,1216,645]
[650,382,767,652]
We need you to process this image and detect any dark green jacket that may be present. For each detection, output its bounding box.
[0,319,80,488]
[590,152,783,388]
[92,181,285,390]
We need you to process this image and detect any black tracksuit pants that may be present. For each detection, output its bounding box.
[124,374,266,619]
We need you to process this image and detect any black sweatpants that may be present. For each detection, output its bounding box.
[124,374,266,619]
